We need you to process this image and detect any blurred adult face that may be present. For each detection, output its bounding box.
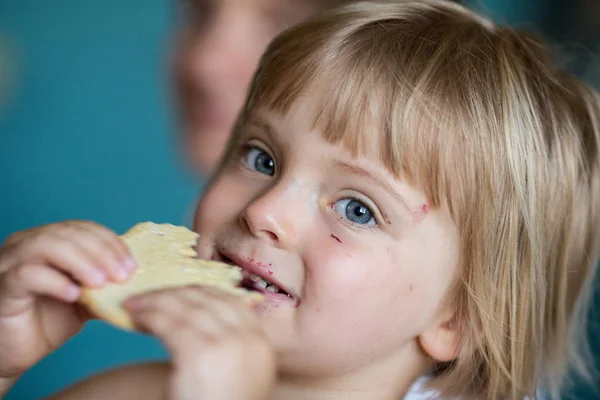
[173,0,324,175]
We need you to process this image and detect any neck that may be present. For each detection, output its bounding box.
[270,383,409,400]
[270,345,429,400]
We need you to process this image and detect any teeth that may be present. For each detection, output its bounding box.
[256,280,268,289]
[266,285,278,293]
[248,273,289,297]
[249,274,269,288]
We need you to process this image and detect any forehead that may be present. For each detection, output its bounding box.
[244,62,407,180]
[242,19,415,178]
[263,93,387,162]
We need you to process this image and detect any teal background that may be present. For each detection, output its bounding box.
[0,0,597,399]
[0,1,199,398]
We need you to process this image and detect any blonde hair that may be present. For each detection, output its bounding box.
[223,0,600,398]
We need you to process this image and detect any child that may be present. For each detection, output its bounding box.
[0,0,598,398]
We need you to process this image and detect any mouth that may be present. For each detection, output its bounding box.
[242,274,291,297]
[214,251,297,303]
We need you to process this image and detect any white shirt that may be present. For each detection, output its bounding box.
[404,377,442,399]
[403,377,540,399]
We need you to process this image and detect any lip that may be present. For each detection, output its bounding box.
[215,250,300,305]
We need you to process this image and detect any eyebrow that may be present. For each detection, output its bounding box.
[244,117,285,150]
[332,160,411,212]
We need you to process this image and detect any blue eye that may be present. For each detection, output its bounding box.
[245,147,275,176]
[333,198,376,226]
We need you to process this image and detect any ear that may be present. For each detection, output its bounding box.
[417,312,461,362]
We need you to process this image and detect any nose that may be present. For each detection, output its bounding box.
[240,181,310,249]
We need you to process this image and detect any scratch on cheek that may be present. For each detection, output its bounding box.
[330,234,342,243]
[409,284,414,292]
[383,213,392,225]
[412,203,430,224]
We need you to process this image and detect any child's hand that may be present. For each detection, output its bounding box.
[124,286,275,400]
[0,221,134,379]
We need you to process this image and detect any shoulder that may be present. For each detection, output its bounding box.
[46,362,170,400]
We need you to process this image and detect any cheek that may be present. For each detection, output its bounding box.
[301,238,420,335]
[397,227,459,314]
[193,175,247,232]
[304,228,459,341]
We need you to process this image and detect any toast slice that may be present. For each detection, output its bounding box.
[79,222,262,330]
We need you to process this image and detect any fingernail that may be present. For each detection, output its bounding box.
[89,269,106,286]
[114,267,128,281]
[123,257,136,272]
[66,285,81,301]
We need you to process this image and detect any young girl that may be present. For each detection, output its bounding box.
[1,1,598,399]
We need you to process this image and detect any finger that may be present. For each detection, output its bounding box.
[31,235,107,287]
[129,306,177,337]
[0,264,80,314]
[178,286,259,329]
[74,222,134,269]
[131,308,204,361]
[56,228,129,282]
[125,289,234,337]
[129,305,215,357]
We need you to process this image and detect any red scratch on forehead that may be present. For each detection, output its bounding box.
[412,203,430,224]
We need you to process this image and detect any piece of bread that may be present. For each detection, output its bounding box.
[79,222,262,330]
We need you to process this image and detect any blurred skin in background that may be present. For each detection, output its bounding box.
[172,0,339,175]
